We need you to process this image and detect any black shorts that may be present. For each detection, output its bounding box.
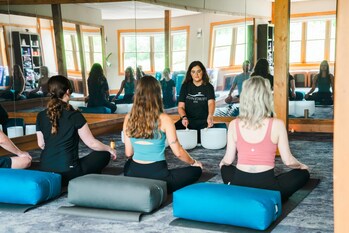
[0,157,12,168]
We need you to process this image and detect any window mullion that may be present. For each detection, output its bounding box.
[301,22,307,63]
[150,36,154,73]
[71,34,79,71]
[324,20,331,60]
[231,27,237,67]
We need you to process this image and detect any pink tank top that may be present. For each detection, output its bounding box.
[236,118,277,167]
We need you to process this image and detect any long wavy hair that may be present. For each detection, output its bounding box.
[125,66,135,82]
[126,75,163,139]
[318,60,330,77]
[47,75,73,135]
[251,58,270,78]
[183,61,210,85]
[238,76,274,129]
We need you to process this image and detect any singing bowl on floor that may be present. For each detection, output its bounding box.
[201,128,227,149]
[288,101,296,116]
[295,100,315,117]
[176,129,197,150]
[7,126,24,138]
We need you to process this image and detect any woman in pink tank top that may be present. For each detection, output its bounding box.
[219,76,309,202]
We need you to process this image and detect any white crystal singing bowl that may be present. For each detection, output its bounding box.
[7,126,24,138]
[295,100,315,117]
[115,104,133,114]
[176,129,197,150]
[201,128,227,149]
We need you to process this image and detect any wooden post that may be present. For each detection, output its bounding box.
[51,4,67,77]
[334,0,349,232]
[75,24,87,96]
[164,10,171,69]
[273,0,290,126]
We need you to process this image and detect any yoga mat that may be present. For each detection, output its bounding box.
[29,161,124,176]
[169,178,320,233]
[57,206,142,222]
[0,192,66,213]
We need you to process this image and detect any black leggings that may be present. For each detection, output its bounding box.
[221,165,310,202]
[124,159,202,193]
[57,151,110,186]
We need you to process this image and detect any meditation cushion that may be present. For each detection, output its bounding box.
[79,106,111,114]
[173,183,281,230]
[0,169,61,205]
[68,174,167,213]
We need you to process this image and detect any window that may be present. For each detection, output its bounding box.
[83,31,103,72]
[210,20,253,69]
[119,27,188,73]
[289,15,336,64]
[63,29,80,73]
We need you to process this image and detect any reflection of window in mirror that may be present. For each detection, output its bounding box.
[81,25,103,72]
[0,26,8,90]
[289,12,335,120]
[118,27,188,74]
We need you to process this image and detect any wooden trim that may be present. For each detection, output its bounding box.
[324,20,331,60]
[274,0,290,126]
[117,26,189,75]
[2,25,10,71]
[50,20,58,73]
[0,23,37,29]
[100,26,106,72]
[301,22,306,63]
[210,18,254,28]
[164,10,171,70]
[0,0,130,5]
[75,24,87,96]
[291,11,336,19]
[288,118,333,133]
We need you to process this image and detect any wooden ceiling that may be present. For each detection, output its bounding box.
[0,0,129,5]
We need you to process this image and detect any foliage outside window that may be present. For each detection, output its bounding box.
[119,28,188,73]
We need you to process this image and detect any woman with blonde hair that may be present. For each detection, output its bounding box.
[112,66,136,104]
[123,75,202,193]
[36,75,116,185]
[220,76,309,202]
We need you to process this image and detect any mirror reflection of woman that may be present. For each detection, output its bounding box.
[0,65,26,100]
[305,60,334,105]
[112,66,136,104]
[28,66,50,98]
[36,75,116,186]
[123,75,202,193]
[175,61,216,142]
[87,63,116,113]
[160,67,176,108]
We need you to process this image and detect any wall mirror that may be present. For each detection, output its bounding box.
[288,0,336,121]
[0,0,336,135]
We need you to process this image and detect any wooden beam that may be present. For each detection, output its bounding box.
[164,10,171,69]
[273,0,290,126]
[75,24,87,96]
[0,0,129,4]
[334,0,349,232]
[51,4,67,77]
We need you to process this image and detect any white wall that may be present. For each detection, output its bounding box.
[291,0,336,14]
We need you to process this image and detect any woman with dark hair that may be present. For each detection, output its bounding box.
[175,61,216,142]
[220,76,309,202]
[123,75,202,193]
[112,66,137,104]
[251,58,274,89]
[36,75,116,185]
[87,63,116,113]
[305,60,334,105]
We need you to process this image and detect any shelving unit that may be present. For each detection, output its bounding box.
[257,24,274,67]
[12,31,42,90]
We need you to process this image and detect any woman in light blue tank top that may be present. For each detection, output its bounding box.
[123,75,203,193]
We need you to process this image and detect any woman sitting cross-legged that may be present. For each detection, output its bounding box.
[36,75,117,186]
[219,76,310,202]
[123,75,203,193]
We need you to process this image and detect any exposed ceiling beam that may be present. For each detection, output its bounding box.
[0,0,130,5]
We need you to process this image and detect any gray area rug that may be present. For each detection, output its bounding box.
[0,132,333,233]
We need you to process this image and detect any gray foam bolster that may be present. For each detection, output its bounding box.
[68,174,167,213]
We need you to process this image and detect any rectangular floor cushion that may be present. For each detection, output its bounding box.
[68,174,167,213]
[78,106,111,114]
[0,169,61,205]
[173,183,281,230]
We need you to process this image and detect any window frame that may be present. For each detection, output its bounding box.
[117,26,189,75]
[209,18,254,70]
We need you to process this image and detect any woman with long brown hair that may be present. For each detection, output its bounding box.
[36,75,116,185]
[123,75,202,193]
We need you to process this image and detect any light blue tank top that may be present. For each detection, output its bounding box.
[130,131,166,162]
